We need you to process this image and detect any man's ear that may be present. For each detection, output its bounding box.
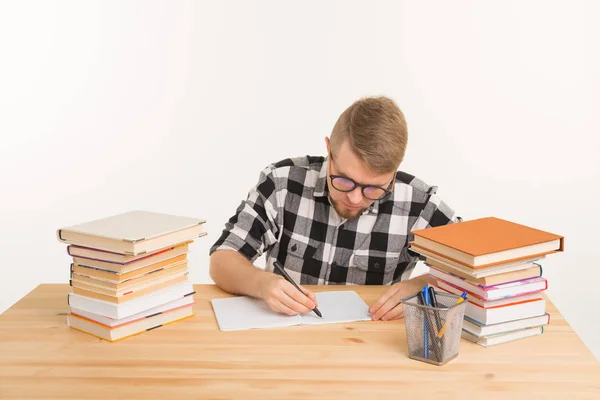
[325,137,330,154]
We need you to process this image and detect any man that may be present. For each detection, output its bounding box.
[209,96,460,321]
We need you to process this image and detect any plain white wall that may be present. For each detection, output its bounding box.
[1,1,598,360]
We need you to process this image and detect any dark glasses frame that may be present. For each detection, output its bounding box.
[329,173,394,200]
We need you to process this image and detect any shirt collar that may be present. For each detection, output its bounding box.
[313,157,329,197]
[368,198,380,215]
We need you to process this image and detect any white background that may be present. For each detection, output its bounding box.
[1,1,598,360]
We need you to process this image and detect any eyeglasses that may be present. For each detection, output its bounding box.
[327,150,395,200]
[329,174,393,200]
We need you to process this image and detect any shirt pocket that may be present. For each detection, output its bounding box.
[350,249,400,285]
[279,230,318,274]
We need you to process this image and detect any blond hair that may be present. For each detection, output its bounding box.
[330,96,408,174]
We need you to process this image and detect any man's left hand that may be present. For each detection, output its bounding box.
[369,282,413,321]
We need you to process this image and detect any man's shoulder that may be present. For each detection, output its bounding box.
[392,170,460,225]
[395,170,437,196]
[270,155,325,171]
[262,155,325,180]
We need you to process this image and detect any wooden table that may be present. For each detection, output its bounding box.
[0,284,598,399]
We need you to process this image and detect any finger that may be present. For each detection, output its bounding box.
[267,298,298,316]
[371,298,398,321]
[301,287,318,307]
[381,304,405,321]
[282,283,316,310]
[369,285,400,314]
[369,285,400,313]
[278,289,313,314]
[371,292,404,321]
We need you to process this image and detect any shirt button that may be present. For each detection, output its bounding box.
[374,262,381,269]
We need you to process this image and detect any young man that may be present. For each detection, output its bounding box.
[209,96,460,321]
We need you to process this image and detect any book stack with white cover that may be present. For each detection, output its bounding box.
[409,217,564,347]
[56,210,206,342]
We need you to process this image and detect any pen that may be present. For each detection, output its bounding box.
[428,286,444,361]
[417,290,428,358]
[437,291,467,338]
[418,286,442,362]
[423,287,430,359]
[428,286,443,331]
[273,260,322,318]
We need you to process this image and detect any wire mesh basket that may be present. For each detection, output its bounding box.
[401,289,467,366]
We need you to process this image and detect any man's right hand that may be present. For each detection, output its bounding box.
[257,274,318,316]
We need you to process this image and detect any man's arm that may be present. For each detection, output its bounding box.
[209,166,317,315]
[371,186,459,320]
[403,186,461,275]
[209,249,272,298]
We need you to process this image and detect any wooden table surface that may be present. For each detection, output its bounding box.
[0,284,598,400]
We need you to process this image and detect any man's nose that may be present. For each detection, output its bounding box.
[347,187,363,205]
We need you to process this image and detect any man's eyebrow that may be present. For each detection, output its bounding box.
[335,166,390,187]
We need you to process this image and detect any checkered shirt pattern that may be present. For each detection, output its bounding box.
[209,156,460,285]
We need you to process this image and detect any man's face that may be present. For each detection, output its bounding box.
[326,139,394,220]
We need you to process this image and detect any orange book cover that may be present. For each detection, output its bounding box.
[410,217,564,268]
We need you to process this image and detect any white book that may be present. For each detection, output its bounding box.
[462,314,550,337]
[211,291,372,331]
[462,326,544,347]
[57,210,206,255]
[67,281,195,319]
[68,304,194,342]
[465,298,546,325]
[69,295,195,327]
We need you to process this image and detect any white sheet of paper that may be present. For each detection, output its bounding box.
[301,291,372,325]
[211,290,372,331]
[211,296,300,331]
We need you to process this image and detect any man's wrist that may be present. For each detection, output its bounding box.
[247,269,272,300]
[396,274,431,296]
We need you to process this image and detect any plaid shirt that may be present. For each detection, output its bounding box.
[210,156,460,285]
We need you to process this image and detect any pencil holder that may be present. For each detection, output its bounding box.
[401,290,466,366]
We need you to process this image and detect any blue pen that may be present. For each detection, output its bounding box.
[423,286,430,358]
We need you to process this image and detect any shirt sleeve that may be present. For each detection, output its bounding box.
[413,187,461,231]
[400,186,461,279]
[209,166,281,263]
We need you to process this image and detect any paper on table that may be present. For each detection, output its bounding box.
[211,290,372,331]
[210,296,300,331]
[300,291,372,325]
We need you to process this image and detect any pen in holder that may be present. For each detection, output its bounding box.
[401,288,467,366]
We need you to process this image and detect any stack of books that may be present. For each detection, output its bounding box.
[409,217,563,347]
[56,210,206,342]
